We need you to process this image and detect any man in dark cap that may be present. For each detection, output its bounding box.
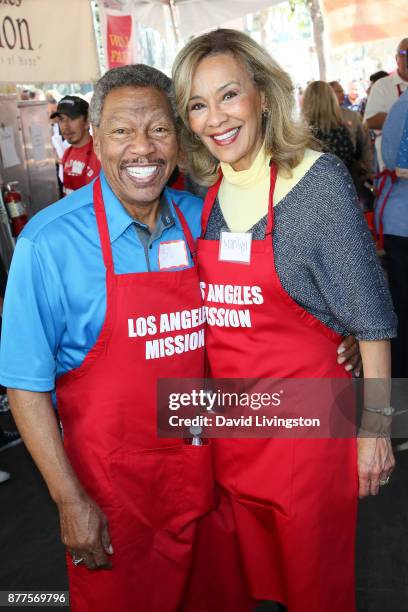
[51,95,101,195]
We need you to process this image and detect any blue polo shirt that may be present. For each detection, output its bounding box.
[375,89,408,238]
[0,171,204,391]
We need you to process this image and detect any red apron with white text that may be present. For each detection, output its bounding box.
[56,179,215,612]
[196,165,358,611]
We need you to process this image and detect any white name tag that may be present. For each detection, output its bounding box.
[219,231,252,264]
[159,240,189,270]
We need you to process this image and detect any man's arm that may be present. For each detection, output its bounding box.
[365,112,387,130]
[8,389,113,570]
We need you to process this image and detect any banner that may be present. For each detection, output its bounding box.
[322,0,408,47]
[107,14,132,69]
[98,2,136,70]
[0,0,100,83]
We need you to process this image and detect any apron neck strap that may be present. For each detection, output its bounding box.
[172,201,197,260]
[265,161,278,236]
[201,172,223,236]
[200,162,278,238]
[93,177,114,272]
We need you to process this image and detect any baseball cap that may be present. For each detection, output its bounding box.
[50,95,89,119]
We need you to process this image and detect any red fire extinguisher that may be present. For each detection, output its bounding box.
[3,181,28,238]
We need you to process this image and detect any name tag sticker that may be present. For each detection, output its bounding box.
[159,240,189,270]
[219,231,252,264]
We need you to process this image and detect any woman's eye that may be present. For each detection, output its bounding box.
[223,91,238,101]
[189,102,205,112]
[113,128,126,135]
[153,127,168,134]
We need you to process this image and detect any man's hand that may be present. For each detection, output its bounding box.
[7,389,114,571]
[59,493,113,570]
[337,335,361,376]
[357,436,395,498]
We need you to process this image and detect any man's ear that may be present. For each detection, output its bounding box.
[92,126,102,162]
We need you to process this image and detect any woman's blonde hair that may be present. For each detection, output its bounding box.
[302,81,344,133]
[172,28,314,185]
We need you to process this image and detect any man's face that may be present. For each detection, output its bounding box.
[93,86,179,216]
[57,114,89,145]
[396,41,408,81]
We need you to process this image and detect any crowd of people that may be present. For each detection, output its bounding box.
[0,29,407,612]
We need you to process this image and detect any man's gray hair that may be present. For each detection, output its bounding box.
[89,64,177,127]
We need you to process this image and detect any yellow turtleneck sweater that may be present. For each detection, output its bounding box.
[219,146,323,233]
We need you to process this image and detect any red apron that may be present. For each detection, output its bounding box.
[196,164,358,611]
[56,178,215,612]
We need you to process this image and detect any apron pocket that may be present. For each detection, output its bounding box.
[109,443,215,537]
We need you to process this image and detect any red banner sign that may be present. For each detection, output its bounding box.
[107,14,132,69]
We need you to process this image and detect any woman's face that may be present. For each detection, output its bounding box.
[187,53,265,172]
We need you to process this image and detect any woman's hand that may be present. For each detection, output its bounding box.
[357,436,395,498]
[337,335,361,376]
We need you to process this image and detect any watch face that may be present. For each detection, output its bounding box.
[384,407,394,416]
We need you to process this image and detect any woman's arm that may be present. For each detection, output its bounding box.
[357,340,395,498]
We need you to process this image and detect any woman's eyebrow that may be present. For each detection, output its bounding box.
[189,81,240,102]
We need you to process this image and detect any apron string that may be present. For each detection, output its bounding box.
[172,202,197,261]
[201,172,223,237]
[200,161,278,239]
[265,161,278,236]
[93,178,114,273]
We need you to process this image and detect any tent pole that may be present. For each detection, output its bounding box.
[168,0,180,44]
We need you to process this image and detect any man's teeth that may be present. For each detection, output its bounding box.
[213,128,239,142]
[126,166,157,178]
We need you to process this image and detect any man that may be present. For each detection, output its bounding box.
[0,65,212,612]
[364,38,408,131]
[375,89,408,378]
[51,95,101,195]
[359,71,389,117]
[343,81,361,111]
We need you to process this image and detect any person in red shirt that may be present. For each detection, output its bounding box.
[51,96,101,195]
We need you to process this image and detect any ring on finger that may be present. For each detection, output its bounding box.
[379,475,390,486]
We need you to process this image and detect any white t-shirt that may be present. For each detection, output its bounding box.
[364,72,408,170]
[364,72,408,120]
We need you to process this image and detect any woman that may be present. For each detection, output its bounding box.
[302,80,356,169]
[173,29,396,612]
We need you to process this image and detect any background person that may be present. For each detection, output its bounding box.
[302,80,355,169]
[50,96,101,195]
[173,28,396,612]
[364,38,408,171]
[364,38,408,131]
[329,80,373,204]
[375,89,408,378]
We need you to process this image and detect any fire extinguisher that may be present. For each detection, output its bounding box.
[3,181,28,238]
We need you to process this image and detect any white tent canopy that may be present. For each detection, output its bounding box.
[104,0,280,40]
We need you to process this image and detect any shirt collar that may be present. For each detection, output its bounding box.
[99,171,175,243]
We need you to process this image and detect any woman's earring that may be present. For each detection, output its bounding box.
[262,108,270,118]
